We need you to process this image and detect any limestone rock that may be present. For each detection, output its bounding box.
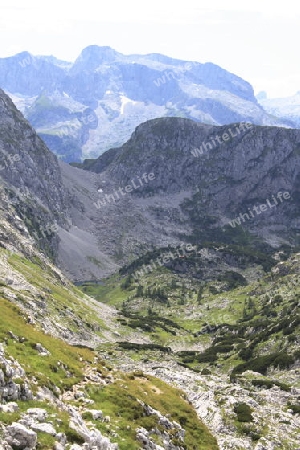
[4,423,37,449]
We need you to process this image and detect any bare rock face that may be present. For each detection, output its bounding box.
[68,407,118,449]
[0,88,68,258]
[4,423,37,450]
[0,344,32,402]
[0,89,67,215]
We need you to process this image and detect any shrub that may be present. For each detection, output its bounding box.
[287,403,300,414]
[201,368,211,375]
[231,352,295,380]
[234,403,253,422]
[65,427,85,444]
[118,342,171,353]
[251,379,291,392]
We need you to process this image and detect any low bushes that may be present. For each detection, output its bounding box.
[251,379,291,392]
[231,352,295,381]
[234,403,253,422]
[118,342,171,353]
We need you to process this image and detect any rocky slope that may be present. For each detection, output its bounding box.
[0,259,218,449]
[1,46,289,162]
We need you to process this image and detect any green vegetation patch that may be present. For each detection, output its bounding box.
[0,297,101,392]
[234,403,253,422]
[86,372,219,449]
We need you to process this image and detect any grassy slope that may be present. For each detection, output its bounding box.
[0,249,219,449]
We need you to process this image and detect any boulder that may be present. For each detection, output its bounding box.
[26,408,48,422]
[35,343,50,356]
[30,422,57,435]
[0,402,19,413]
[5,422,37,449]
[84,409,103,420]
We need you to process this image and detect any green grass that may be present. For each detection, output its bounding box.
[0,251,219,449]
[0,399,85,448]
[0,297,100,391]
[7,253,107,333]
[79,276,128,307]
[86,372,219,450]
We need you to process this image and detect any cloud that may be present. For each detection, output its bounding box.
[2,0,299,28]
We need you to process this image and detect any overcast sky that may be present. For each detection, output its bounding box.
[0,0,299,98]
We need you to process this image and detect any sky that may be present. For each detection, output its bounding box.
[0,0,299,98]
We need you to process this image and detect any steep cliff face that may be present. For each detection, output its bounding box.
[0,89,70,258]
[0,89,116,278]
[0,89,66,213]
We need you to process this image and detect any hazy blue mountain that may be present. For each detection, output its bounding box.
[0,46,289,162]
[258,91,300,128]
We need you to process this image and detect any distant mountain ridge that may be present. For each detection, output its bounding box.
[258,91,300,128]
[0,45,290,162]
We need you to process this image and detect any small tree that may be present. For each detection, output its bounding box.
[197,286,204,304]
[136,285,143,297]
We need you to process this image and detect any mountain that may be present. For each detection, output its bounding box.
[258,91,300,128]
[2,84,300,280]
[0,89,300,449]
[0,46,290,163]
[78,117,300,251]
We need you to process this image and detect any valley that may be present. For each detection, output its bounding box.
[0,82,299,450]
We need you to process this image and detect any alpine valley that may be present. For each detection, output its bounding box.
[0,67,300,450]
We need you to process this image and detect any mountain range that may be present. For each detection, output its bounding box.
[0,45,292,163]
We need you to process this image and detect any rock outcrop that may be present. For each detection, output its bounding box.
[0,344,33,402]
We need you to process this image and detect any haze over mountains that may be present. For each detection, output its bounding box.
[0,45,293,163]
[258,91,300,128]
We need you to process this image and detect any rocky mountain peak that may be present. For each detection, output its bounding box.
[72,45,122,72]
